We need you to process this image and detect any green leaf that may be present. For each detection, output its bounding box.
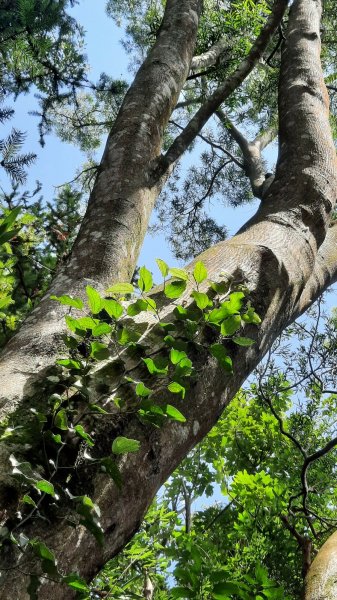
[103,298,124,319]
[54,409,68,431]
[213,581,243,599]
[242,306,261,324]
[111,436,140,454]
[74,425,94,447]
[0,296,14,309]
[165,404,186,422]
[63,573,90,593]
[35,480,55,496]
[62,335,79,349]
[173,305,188,319]
[142,356,168,375]
[86,285,102,314]
[106,282,134,295]
[233,336,255,346]
[227,291,245,311]
[210,344,233,373]
[80,517,104,546]
[1,206,21,229]
[170,587,195,599]
[139,266,153,292]
[50,295,84,310]
[191,290,211,310]
[208,292,245,324]
[72,496,102,547]
[210,281,230,295]
[156,258,169,277]
[168,382,186,398]
[169,267,188,281]
[92,322,112,336]
[65,315,84,334]
[65,315,98,333]
[30,540,56,564]
[89,404,108,415]
[56,358,82,370]
[193,261,208,284]
[164,335,188,351]
[75,495,97,512]
[135,382,152,397]
[170,348,187,365]
[127,298,148,316]
[164,280,187,299]
[90,341,110,360]
[174,357,193,379]
[220,315,241,336]
[101,457,122,488]
[117,326,140,345]
[145,297,157,312]
[0,228,21,245]
[22,494,37,507]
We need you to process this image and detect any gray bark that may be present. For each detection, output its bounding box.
[216,108,277,198]
[190,36,231,70]
[1,0,337,598]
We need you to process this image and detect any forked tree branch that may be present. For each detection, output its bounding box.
[216,109,277,198]
[157,0,289,174]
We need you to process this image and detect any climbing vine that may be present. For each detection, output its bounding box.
[0,255,260,596]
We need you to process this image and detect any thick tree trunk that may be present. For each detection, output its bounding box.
[1,0,337,598]
[304,531,337,599]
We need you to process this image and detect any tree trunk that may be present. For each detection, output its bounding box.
[1,0,337,598]
[304,531,337,600]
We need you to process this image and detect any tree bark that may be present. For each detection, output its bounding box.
[304,531,337,599]
[1,0,337,598]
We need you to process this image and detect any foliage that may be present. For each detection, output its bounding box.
[0,100,36,184]
[45,75,128,155]
[0,0,86,97]
[90,301,337,599]
[0,185,82,348]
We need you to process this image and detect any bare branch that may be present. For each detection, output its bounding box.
[253,126,278,151]
[216,109,276,198]
[169,119,244,167]
[190,37,231,71]
[175,96,204,109]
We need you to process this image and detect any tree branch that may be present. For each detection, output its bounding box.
[157,0,288,174]
[216,109,277,198]
[190,37,231,71]
[169,118,243,167]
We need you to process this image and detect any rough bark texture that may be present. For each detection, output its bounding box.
[304,531,337,599]
[1,0,337,598]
